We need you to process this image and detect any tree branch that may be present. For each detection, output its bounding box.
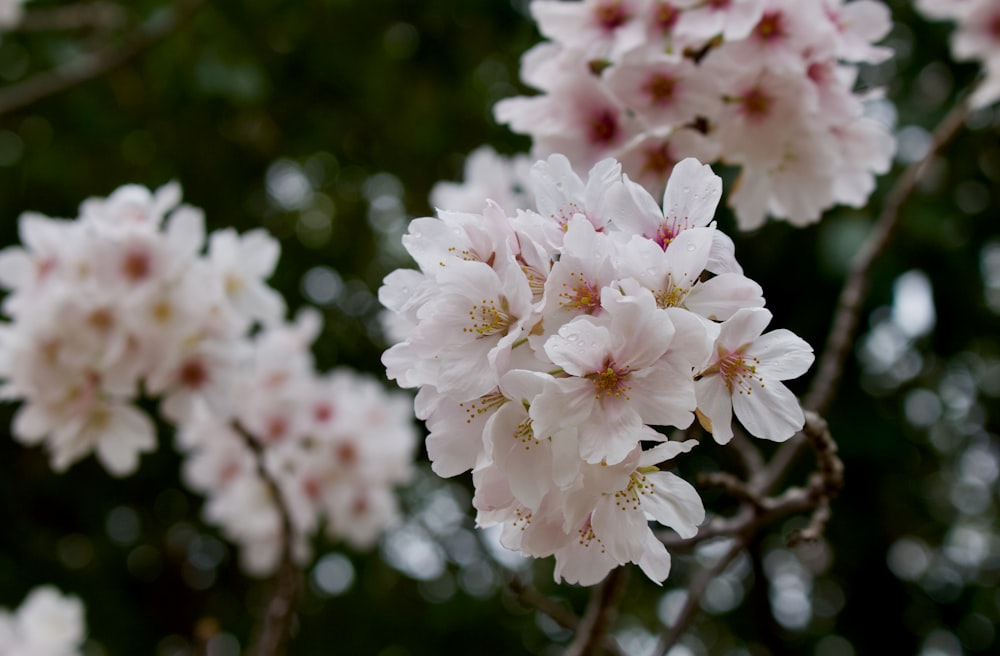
[654,539,743,655]
[234,422,301,656]
[507,577,626,656]
[565,568,628,656]
[0,0,208,117]
[803,88,975,417]
[19,3,125,31]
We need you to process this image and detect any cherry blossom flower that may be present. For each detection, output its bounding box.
[695,307,814,443]
[0,586,86,656]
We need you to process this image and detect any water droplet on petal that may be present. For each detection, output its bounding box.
[567,333,579,342]
[686,242,697,252]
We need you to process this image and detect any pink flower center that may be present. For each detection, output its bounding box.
[464,297,512,337]
[314,401,334,423]
[754,11,785,42]
[591,362,631,399]
[121,247,152,282]
[654,3,680,33]
[576,515,603,549]
[265,415,289,442]
[708,0,731,10]
[458,391,507,424]
[642,143,676,178]
[336,441,358,465]
[718,347,763,394]
[740,86,773,120]
[559,271,601,314]
[514,419,539,449]
[594,1,629,32]
[178,358,209,389]
[642,72,678,107]
[588,109,620,146]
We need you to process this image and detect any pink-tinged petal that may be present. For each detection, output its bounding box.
[165,206,206,257]
[0,248,31,289]
[662,306,714,369]
[661,158,723,230]
[472,464,515,522]
[695,376,735,444]
[12,403,52,445]
[627,362,696,429]
[638,441,700,469]
[490,405,553,509]
[426,411,489,478]
[95,404,155,477]
[414,388,506,478]
[717,307,772,351]
[749,329,814,380]
[592,494,649,564]
[604,174,664,237]
[637,531,672,584]
[498,369,550,403]
[379,268,429,317]
[238,230,281,278]
[530,377,596,441]
[550,429,582,489]
[603,287,675,369]
[578,401,650,465]
[732,380,805,442]
[664,227,714,286]
[544,318,614,376]
[707,230,743,275]
[642,471,705,538]
[585,158,625,219]
[685,273,764,321]
[554,536,618,586]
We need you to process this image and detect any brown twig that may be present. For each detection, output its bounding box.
[747,83,974,517]
[0,0,208,117]
[564,568,628,656]
[508,577,626,656]
[654,539,744,655]
[233,422,301,656]
[655,411,844,652]
[19,3,125,31]
[803,89,975,417]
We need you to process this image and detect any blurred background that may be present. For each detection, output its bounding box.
[0,1,998,654]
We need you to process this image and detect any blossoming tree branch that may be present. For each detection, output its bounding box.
[0,0,997,653]
[382,0,996,653]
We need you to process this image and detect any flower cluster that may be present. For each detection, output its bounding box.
[0,184,417,575]
[0,586,86,656]
[382,155,814,584]
[179,310,417,575]
[494,0,895,229]
[0,183,282,475]
[917,0,1000,108]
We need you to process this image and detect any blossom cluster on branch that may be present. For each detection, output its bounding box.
[180,310,417,575]
[381,155,814,585]
[494,0,896,229]
[0,586,85,656]
[917,0,1000,108]
[0,183,417,576]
